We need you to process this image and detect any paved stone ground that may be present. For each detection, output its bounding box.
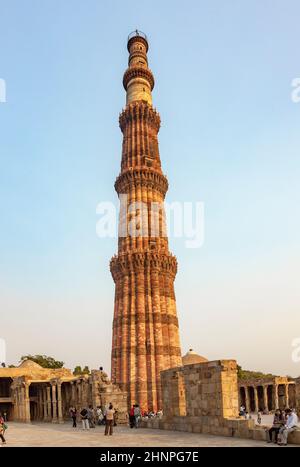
[0,422,283,447]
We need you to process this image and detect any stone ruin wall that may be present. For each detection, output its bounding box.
[159,359,252,437]
[142,359,300,444]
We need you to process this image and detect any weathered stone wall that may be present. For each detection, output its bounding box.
[143,360,300,444]
[161,368,186,418]
[160,360,241,436]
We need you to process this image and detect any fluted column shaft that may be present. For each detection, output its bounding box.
[57,383,63,423]
[46,386,52,421]
[51,383,57,423]
[263,385,269,413]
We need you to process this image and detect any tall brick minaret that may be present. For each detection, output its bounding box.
[110,31,182,412]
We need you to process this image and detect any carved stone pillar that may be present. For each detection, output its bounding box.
[24,384,31,423]
[77,380,82,407]
[245,386,250,413]
[274,384,279,410]
[71,381,76,405]
[43,386,47,421]
[51,383,58,423]
[12,387,18,421]
[46,386,52,421]
[285,384,289,409]
[38,387,43,420]
[16,387,22,421]
[19,386,26,422]
[83,379,89,407]
[263,385,269,413]
[57,382,63,423]
[253,386,259,412]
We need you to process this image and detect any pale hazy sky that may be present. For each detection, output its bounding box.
[0,0,300,376]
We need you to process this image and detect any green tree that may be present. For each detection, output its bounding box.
[237,364,277,381]
[73,365,82,375]
[73,365,90,376]
[237,364,243,379]
[20,355,64,369]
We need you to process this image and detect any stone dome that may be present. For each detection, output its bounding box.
[182,349,208,366]
[18,359,43,369]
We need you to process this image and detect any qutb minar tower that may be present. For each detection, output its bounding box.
[110,31,182,411]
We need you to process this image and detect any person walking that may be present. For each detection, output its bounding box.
[104,403,115,436]
[0,414,6,445]
[69,407,77,428]
[129,406,135,428]
[134,404,141,429]
[80,407,90,430]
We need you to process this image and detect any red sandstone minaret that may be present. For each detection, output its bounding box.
[110,31,182,411]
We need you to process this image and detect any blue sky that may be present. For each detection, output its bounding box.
[0,0,299,376]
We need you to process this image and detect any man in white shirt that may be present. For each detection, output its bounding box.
[278,409,298,445]
[104,403,115,436]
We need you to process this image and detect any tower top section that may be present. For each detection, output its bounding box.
[127,30,149,53]
[123,30,154,106]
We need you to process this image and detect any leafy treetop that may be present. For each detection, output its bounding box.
[73,365,90,376]
[237,365,277,381]
[20,355,64,369]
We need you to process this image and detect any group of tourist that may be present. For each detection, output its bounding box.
[4,401,297,445]
[128,404,141,428]
[240,404,299,446]
[69,404,118,435]
[239,405,265,422]
[142,409,163,420]
[128,405,163,429]
[67,403,163,435]
[267,408,298,446]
